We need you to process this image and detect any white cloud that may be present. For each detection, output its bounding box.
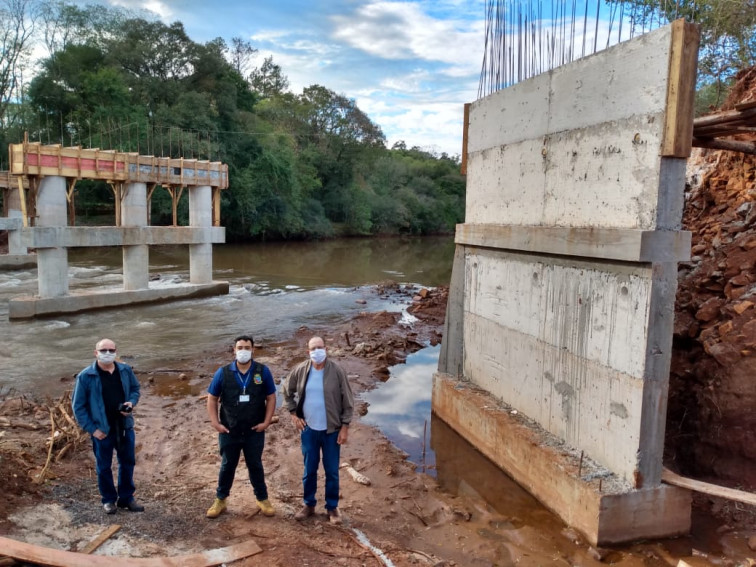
[108,0,174,20]
[94,0,484,155]
[330,2,483,68]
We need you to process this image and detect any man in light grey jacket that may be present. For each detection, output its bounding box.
[283,336,354,524]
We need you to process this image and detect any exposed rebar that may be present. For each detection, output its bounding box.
[478,0,698,98]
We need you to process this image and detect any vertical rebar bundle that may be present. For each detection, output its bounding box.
[478,0,695,98]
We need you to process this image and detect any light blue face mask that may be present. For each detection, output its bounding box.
[235,349,252,364]
[97,351,116,364]
[309,348,326,364]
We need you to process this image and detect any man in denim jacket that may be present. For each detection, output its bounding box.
[72,338,144,514]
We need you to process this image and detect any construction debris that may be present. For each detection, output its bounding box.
[341,462,371,486]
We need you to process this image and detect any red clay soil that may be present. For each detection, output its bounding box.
[666,67,756,518]
[2,283,754,566]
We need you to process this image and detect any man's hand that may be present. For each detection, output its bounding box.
[93,429,107,440]
[119,401,133,416]
[290,413,306,431]
[337,425,349,445]
[211,422,229,434]
[252,421,270,432]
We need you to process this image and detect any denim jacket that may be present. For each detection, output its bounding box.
[72,361,140,436]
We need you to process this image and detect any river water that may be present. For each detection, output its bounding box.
[0,236,454,394]
[361,345,439,474]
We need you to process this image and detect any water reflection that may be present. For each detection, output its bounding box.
[431,415,562,530]
[360,345,439,475]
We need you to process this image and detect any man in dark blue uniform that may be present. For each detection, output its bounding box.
[206,335,277,518]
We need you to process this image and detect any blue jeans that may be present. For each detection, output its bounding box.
[92,428,136,505]
[216,431,268,501]
[301,427,340,510]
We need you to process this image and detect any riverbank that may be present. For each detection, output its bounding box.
[0,283,754,566]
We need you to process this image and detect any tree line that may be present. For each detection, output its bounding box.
[0,1,466,240]
[2,1,752,240]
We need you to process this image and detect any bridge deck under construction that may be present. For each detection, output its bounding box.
[7,142,228,189]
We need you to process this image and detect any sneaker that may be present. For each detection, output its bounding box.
[103,502,117,515]
[294,505,315,521]
[256,499,275,517]
[328,508,343,525]
[118,499,144,512]
[206,497,227,519]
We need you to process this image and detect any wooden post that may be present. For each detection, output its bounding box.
[661,19,700,157]
[146,183,157,226]
[461,103,470,175]
[66,179,77,227]
[16,177,28,228]
[212,187,221,227]
[108,182,123,227]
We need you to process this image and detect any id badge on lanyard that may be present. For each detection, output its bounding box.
[235,367,251,403]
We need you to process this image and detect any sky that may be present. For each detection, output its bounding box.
[84,0,488,157]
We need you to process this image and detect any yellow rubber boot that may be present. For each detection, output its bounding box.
[206,497,227,518]
[257,499,275,516]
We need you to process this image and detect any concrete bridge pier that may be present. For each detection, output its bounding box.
[189,185,212,285]
[36,176,68,297]
[121,182,149,290]
[5,189,28,256]
[5,144,230,318]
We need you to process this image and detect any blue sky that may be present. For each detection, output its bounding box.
[93,0,488,157]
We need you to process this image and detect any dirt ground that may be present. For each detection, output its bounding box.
[0,284,755,566]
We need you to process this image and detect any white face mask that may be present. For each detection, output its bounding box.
[97,351,116,364]
[309,348,326,364]
[235,349,252,364]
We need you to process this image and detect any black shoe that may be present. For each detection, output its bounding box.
[118,499,144,512]
[103,502,117,514]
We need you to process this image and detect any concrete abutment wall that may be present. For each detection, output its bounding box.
[434,21,700,545]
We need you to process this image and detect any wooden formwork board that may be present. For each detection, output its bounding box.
[0,535,261,566]
[8,142,229,189]
[0,171,28,189]
[661,19,701,157]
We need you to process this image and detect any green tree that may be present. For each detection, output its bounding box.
[617,0,756,94]
[13,1,464,241]
[249,55,289,98]
[229,36,257,77]
[0,0,42,126]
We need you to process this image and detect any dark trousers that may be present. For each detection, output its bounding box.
[216,430,268,501]
[92,428,136,505]
[301,427,340,510]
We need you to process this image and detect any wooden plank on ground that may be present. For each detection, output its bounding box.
[662,468,756,506]
[0,536,262,567]
[78,525,121,555]
[677,558,716,567]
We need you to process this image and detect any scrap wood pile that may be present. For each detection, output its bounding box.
[0,390,86,485]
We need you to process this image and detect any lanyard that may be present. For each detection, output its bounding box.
[233,364,252,394]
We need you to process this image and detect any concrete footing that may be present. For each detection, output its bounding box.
[0,254,36,270]
[432,372,692,546]
[8,281,229,319]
